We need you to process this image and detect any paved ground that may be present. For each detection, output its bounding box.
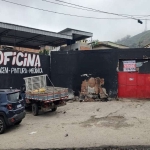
[1,100,150,149]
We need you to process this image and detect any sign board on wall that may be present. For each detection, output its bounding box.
[123,60,136,72]
[0,50,50,89]
[0,51,43,74]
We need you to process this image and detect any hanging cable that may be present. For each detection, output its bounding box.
[43,0,149,19]
[0,0,145,23]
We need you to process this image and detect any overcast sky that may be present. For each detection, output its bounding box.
[0,0,150,41]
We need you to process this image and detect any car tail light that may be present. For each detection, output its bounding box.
[10,118,15,122]
[7,104,12,110]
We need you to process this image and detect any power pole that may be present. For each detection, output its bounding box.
[139,41,142,48]
[145,19,147,31]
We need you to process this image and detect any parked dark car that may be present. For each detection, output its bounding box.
[0,89,26,134]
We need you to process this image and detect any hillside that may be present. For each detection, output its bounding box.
[116,30,150,48]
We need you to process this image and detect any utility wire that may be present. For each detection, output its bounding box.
[54,0,150,18]
[52,0,139,20]
[0,0,147,21]
[42,0,105,13]
[43,0,149,18]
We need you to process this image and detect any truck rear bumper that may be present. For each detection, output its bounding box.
[41,100,66,112]
[56,100,66,107]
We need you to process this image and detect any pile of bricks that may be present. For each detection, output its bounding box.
[80,77,108,102]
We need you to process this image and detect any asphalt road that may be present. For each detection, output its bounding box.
[1,100,150,149]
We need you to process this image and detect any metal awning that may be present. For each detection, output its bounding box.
[59,28,93,41]
[0,22,93,49]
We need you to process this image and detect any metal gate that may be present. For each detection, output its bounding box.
[118,72,150,98]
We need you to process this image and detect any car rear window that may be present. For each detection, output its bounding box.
[7,92,20,102]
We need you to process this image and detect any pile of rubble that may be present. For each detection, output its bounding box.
[79,77,108,102]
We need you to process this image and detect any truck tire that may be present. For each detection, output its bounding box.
[52,107,57,112]
[0,117,6,134]
[32,104,39,116]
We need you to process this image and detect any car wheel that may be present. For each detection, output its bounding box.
[32,103,39,116]
[15,120,22,125]
[52,107,57,112]
[0,117,6,134]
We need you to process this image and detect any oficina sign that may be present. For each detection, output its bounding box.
[0,51,43,74]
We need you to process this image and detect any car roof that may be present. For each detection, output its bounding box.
[0,89,20,94]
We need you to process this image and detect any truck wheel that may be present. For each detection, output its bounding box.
[32,104,39,116]
[52,107,57,112]
[0,117,6,134]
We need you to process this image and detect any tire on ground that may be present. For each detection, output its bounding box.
[52,107,57,112]
[32,103,39,116]
[0,117,6,134]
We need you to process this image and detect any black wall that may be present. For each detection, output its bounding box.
[0,50,50,89]
[51,48,150,97]
[1,48,150,97]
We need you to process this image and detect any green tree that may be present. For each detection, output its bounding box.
[91,40,99,48]
[39,49,49,55]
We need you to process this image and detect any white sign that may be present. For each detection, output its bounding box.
[123,60,136,72]
[0,51,41,67]
[0,51,43,74]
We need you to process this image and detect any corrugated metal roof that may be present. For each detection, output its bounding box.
[0,22,72,39]
[59,28,93,39]
[0,22,93,49]
[93,41,129,49]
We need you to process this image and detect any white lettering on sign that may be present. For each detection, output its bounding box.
[129,78,134,81]
[0,51,41,67]
[23,53,28,66]
[29,68,43,74]
[4,52,13,65]
[123,60,136,72]
[0,51,3,64]
[0,51,44,74]
[27,54,36,67]
[11,68,28,74]
[16,52,24,66]
[34,55,40,67]
[12,52,17,65]
[0,67,8,74]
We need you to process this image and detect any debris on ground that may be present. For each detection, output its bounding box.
[79,76,109,102]
[65,134,68,137]
[29,131,37,135]
[96,108,100,112]
[1,100,150,149]
[67,100,74,103]
[67,89,75,100]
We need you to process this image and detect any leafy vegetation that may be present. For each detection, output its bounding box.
[39,49,49,55]
[91,40,99,47]
[116,31,150,48]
